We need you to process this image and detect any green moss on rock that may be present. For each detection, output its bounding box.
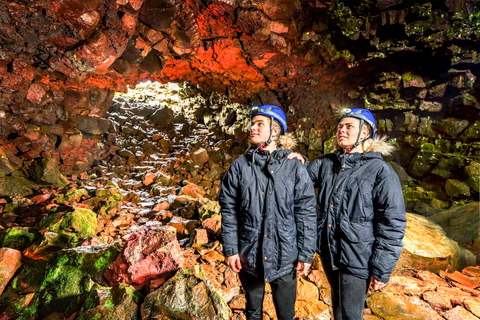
[0,227,40,250]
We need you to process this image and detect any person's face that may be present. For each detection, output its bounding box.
[336,117,368,148]
[251,115,278,145]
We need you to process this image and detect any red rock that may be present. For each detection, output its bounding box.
[415,270,450,288]
[26,83,46,104]
[446,271,480,289]
[0,248,22,296]
[152,200,170,212]
[142,172,155,186]
[104,225,183,289]
[437,286,477,306]
[31,193,51,204]
[463,266,480,279]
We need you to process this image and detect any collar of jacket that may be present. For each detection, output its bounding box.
[334,150,383,169]
[245,147,292,166]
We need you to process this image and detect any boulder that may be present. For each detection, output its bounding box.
[83,184,122,217]
[366,292,443,320]
[149,106,174,129]
[0,248,22,296]
[29,158,69,188]
[76,115,111,135]
[0,146,23,177]
[397,213,475,274]
[141,265,230,320]
[445,179,471,198]
[104,225,183,289]
[433,118,470,138]
[198,199,221,221]
[381,275,436,295]
[464,161,479,194]
[407,143,441,179]
[0,227,40,250]
[294,300,330,320]
[191,148,209,165]
[202,214,222,238]
[296,278,319,302]
[0,176,39,197]
[442,306,478,320]
[76,283,142,320]
[39,207,98,244]
[428,203,480,263]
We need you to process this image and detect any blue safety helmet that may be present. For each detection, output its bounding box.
[337,108,376,138]
[250,105,287,135]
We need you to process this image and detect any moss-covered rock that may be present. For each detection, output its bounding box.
[433,118,470,139]
[23,232,71,260]
[465,161,479,194]
[0,146,23,178]
[28,158,69,188]
[460,120,480,143]
[40,207,98,243]
[0,227,40,250]
[0,176,39,197]
[445,179,471,198]
[141,265,230,320]
[198,199,221,222]
[407,143,441,179]
[83,184,122,217]
[77,283,142,320]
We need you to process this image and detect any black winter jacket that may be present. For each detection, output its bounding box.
[220,146,317,283]
[307,139,406,283]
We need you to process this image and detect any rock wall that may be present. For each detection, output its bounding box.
[0,0,478,202]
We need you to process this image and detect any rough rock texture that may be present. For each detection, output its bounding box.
[397,213,476,273]
[0,1,478,204]
[0,248,22,296]
[104,225,183,289]
[141,265,230,320]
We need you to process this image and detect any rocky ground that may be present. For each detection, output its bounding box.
[0,83,479,319]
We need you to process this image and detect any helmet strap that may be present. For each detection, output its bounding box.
[342,119,371,154]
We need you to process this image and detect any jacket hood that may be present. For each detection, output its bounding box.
[248,132,297,150]
[334,135,395,156]
[361,136,395,156]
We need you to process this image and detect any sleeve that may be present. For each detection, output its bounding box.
[370,164,407,283]
[306,158,322,187]
[219,161,241,257]
[294,163,318,264]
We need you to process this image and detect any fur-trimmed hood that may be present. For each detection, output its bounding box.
[335,135,395,156]
[249,132,297,150]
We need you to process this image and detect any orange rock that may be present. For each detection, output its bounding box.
[436,286,477,306]
[152,200,170,212]
[262,292,277,319]
[224,267,241,287]
[0,248,22,296]
[229,294,246,310]
[143,172,155,186]
[297,278,319,302]
[464,299,480,318]
[192,228,209,247]
[294,300,329,320]
[442,306,478,320]
[205,267,224,288]
[463,266,480,278]
[180,183,206,198]
[308,269,330,289]
[382,275,436,295]
[422,290,453,310]
[318,287,332,305]
[202,214,222,237]
[415,270,450,288]
[219,285,241,304]
[202,250,225,263]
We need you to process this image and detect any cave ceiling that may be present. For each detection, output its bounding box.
[0,0,479,127]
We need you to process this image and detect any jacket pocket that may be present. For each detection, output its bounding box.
[339,221,375,269]
[239,224,259,268]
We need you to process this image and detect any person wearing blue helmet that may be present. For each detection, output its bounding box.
[304,107,406,319]
[220,105,317,320]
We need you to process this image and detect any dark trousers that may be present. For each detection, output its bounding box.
[238,269,297,320]
[322,259,370,320]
